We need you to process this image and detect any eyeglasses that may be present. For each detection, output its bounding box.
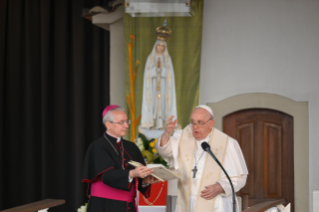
[190,118,212,127]
[109,120,131,125]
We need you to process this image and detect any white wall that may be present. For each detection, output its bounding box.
[200,0,319,211]
[110,19,125,108]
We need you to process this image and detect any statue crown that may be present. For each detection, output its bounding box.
[156,19,172,41]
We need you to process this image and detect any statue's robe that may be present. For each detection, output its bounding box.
[141,40,177,129]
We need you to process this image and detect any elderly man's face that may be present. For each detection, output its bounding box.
[190,108,215,140]
[105,110,129,137]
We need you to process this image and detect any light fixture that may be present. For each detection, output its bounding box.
[125,0,192,17]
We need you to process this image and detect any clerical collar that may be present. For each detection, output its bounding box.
[106,131,121,143]
[196,129,213,144]
[196,133,210,144]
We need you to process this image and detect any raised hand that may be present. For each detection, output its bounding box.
[165,115,178,135]
[159,115,178,147]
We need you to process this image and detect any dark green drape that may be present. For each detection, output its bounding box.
[0,0,110,211]
[123,1,203,139]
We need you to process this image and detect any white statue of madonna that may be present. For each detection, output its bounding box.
[139,21,179,139]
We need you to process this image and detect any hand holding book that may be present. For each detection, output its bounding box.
[143,175,161,185]
[129,161,180,182]
[129,166,153,179]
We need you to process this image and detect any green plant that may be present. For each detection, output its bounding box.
[135,133,167,167]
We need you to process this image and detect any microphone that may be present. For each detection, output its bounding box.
[201,142,236,212]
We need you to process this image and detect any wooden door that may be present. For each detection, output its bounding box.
[223,109,294,211]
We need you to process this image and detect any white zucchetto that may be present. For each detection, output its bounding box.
[194,105,214,117]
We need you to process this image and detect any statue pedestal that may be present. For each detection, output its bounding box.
[167,178,178,196]
[138,178,178,211]
[138,124,181,140]
[138,126,165,140]
[139,181,167,206]
[166,174,178,212]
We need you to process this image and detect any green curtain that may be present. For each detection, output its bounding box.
[124,0,203,140]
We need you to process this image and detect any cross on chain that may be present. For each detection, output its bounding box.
[192,166,198,178]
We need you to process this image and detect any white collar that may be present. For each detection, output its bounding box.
[196,133,210,144]
[106,131,121,143]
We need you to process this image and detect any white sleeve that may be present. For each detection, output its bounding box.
[217,137,248,196]
[218,175,247,196]
[155,129,183,170]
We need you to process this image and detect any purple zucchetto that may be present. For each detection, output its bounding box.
[102,105,120,120]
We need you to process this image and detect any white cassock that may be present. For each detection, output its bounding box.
[156,128,248,212]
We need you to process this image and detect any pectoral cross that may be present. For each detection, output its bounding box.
[192,166,198,178]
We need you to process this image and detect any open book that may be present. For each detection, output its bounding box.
[128,161,180,182]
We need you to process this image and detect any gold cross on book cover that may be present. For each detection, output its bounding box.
[128,161,180,182]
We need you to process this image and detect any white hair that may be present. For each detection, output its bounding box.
[102,106,125,124]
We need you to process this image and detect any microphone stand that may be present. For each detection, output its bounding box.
[204,146,236,212]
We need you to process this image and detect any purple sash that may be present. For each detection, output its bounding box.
[91,178,138,211]
[91,178,136,201]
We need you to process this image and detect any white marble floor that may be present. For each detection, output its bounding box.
[138,206,165,212]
